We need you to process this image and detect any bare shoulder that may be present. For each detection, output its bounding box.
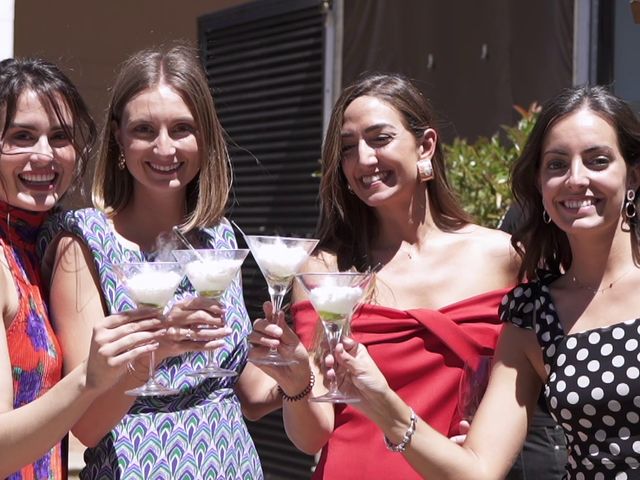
[299,249,339,273]
[47,233,98,288]
[454,224,520,280]
[293,250,338,302]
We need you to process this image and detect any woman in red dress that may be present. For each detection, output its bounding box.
[250,73,519,479]
[0,58,165,479]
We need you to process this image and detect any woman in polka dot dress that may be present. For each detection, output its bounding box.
[325,85,640,480]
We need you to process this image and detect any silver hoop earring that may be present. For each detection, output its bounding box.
[542,209,552,224]
[625,188,637,219]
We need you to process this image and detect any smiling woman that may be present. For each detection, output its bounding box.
[320,85,640,480]
[37,44,277,480]
[0,58,167,480]
[115,83,201,194]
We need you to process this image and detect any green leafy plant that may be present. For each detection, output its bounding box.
[445,103,540,227]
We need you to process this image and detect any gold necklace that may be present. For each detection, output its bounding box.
[570,267,636,294]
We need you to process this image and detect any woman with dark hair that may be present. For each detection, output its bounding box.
[41,44,278,479]
[0,58,164,479]
[250,73,519,479]
[330,85,640,479]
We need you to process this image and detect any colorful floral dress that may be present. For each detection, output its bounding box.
[1,201,64,479]
[39,208,262,480]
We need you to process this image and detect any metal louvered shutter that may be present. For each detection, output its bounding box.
[199,1,325,478]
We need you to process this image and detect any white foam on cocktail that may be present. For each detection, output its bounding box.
[254,241,309,278]
[126,270,183,306]
[309,285,363,315]
[185,259,242,293]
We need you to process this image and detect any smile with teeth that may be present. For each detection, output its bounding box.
[562,198,596,209]
[148,162,181,173]
[361,171,390,186]
[18,172,57,184]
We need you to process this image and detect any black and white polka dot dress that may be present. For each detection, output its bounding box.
[499,273,640,480]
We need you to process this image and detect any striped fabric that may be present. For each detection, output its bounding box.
[39,208,262,480]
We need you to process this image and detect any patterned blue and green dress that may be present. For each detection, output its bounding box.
[39,208,263,480]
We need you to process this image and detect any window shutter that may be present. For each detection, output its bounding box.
[199,1,326,477]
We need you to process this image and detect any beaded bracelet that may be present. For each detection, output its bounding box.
[384,408,417,452]
[278,371,316,402]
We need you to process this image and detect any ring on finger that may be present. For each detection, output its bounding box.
[184,328,194,340]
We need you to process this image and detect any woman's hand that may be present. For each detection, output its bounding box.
[247,302,312,392]
[330,337,391,402]
[157,296,232,361]
[449,420,471,445]
[85,307,165,391]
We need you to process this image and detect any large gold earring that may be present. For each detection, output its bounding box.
[118,151,126,170]
[417,158,434,182]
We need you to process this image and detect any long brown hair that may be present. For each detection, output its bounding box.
[317,73,471,271]
[92,43,230,230]
[511,85,640,280]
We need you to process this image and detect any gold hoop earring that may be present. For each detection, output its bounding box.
[417,158,434,182]
[118,152,126,170]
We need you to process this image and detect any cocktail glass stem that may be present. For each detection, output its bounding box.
[147,352,161,385]
[322,320,344,396]
[186,292,237,378]
[266,284,288,355]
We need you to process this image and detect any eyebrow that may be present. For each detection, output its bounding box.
[127,116,195,123]
[542,145,614,157]
[8,122,67,130]
[341,122,395,137]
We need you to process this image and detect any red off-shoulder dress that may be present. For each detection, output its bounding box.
[292,288,510,480]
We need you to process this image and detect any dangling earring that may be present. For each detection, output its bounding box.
[118,151,126,170]
[346,183,355,195]
[417,158,434,182]
[625,188,637,219]
[542,209,552,224]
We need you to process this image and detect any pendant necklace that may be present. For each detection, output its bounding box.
[570,266,636,294]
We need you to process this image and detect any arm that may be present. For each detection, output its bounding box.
[48,235,230,446]
[336,324,544,480]
[234,362,281,421]
[245,253,338,453]
[236,302,330,453]
[0,255,161,476]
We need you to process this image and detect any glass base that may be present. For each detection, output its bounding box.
[249,351,297,367]
[310,391,361,404]
[125,379,180,397]
[186,365,237,378]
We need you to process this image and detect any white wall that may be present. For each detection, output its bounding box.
[0,0,14,60]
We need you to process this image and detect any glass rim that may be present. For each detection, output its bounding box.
[245,234,319,242]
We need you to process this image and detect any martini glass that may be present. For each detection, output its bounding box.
[172,248,249,378]
[114,261,184,396]
[245,235,319,366]
[295,271,373,403]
